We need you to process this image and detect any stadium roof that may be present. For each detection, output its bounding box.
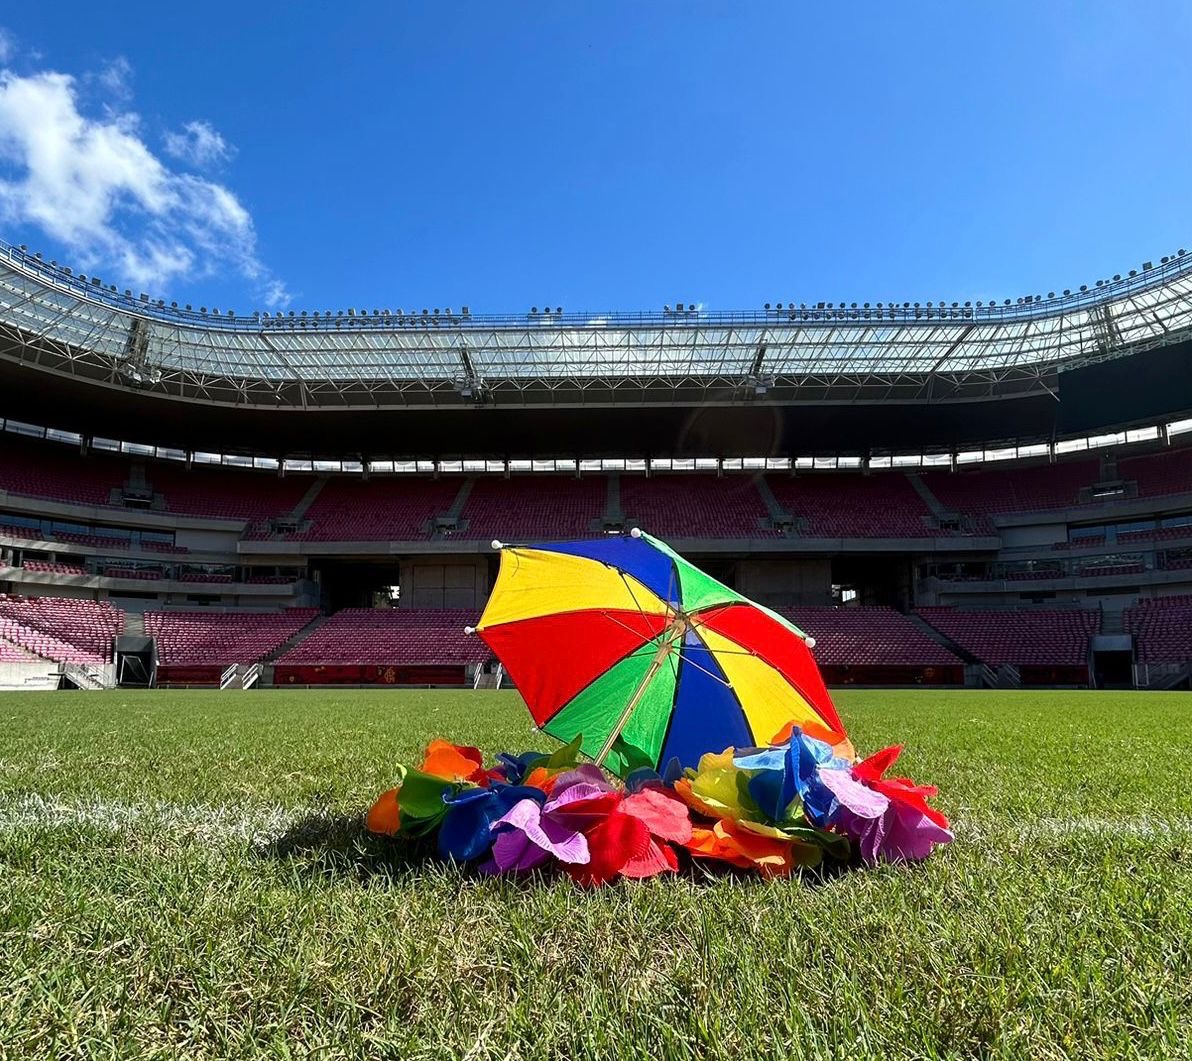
[2,238,1191,458]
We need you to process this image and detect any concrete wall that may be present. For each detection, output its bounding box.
[0,661,59,690]
[403,557,489,610]
[735,558,833,607]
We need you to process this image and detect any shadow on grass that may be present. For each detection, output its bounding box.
[259,810,859,890]
[258,811,432,884]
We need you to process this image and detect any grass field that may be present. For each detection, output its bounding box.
[1,688,1190,1059]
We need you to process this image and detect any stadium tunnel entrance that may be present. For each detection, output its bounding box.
[310,555,491,613]
[310,559,403,612]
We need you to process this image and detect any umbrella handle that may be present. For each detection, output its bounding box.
[593,625,681,768]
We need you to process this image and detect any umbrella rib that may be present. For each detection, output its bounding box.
[615,569,671,620]
[598,608,668,649]
[677,649,733,688]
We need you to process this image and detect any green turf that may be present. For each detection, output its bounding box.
[1,688,1190,1059]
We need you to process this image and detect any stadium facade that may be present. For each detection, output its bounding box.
[1,239,1191,692]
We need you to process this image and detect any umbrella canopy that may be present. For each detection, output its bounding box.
[473,530,847,777]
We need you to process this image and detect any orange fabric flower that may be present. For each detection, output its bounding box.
[366,787,401,836]
[419,740,487,784]
[687,817,822,878]
[521,766,558,793]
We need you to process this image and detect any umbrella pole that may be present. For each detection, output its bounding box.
[594,625,680,768]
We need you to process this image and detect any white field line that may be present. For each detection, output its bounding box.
[0,792,313,846]
[0,793,1189,846]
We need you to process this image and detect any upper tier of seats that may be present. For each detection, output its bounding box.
[920,460,1100,532]
[297,477,461,541]
[0,436,126,506]
[1123,596,1192,663]
[0,594,124,664]
[459,476,606,540]
[147,464,311,522]
[767,474,934,538]
[916,607,1099,665]
[620,475,777,539]
[146,608,320,665]
[276,609,490,666]
[4,433,1192,543]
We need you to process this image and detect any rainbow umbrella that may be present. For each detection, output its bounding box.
[470,530,847,777]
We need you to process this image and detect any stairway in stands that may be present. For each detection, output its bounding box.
[753,475,795,531]
[263,614,329,662]
[905,472,956,527]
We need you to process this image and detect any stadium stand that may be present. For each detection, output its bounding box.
[274,608,489,685]
[0,435,126,507]
[22,561,87,575]
[786,607,959,665]
[1124,597,1192,663]
[147,609,320,685]
[0,638,39,663]
[102,566,163,581]
[146,464,310,522]
[3,239,1192,691]
[1118,448,1192,500]
[916,607,1097,669]
[620,475,775,539]
[5,438,1192,546]
[298,477,461,541]
[0,595,123,663]
[781,605,963,685]
[278,609,486,665]
[459,476,606,540]
[768,474,934,538]
[921,460,1100,531]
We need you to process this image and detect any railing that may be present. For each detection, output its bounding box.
[4,236,1190,334]
[220,663,263,690]
[61,662,115,690]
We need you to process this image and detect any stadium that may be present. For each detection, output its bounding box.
[1,238,1191,693]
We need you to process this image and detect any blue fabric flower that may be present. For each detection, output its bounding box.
[624,756,684,794]
[495,751,545,785]
[734,729,842,828]
[437,783,547,862]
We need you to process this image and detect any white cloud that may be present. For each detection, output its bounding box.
[96,56,132,101]
[0,65,288,306]
[163,119,233,168]
[0,28,14,65]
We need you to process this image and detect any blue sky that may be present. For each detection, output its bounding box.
[0,2,1189,314]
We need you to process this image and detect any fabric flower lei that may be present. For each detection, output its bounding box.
[366,729,952,885]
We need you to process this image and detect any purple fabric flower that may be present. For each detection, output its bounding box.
[550,764,614,797]
[482,796,591,873]
[818,765,952,862]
